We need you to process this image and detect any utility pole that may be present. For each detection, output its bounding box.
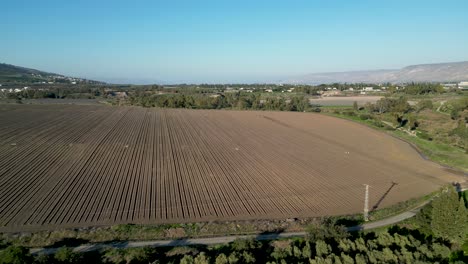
[363,184,370,222]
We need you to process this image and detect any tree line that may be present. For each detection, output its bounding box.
[124,92,316,112]
[1,186,466,263]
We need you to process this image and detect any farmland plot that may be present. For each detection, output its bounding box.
[0,105,462,232]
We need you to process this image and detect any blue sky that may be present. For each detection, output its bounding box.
[3,0,468,84]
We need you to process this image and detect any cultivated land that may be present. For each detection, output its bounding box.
[0,104,463,232]
[308,96,382,106]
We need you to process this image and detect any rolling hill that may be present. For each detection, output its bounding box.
[0,63,103,84]
[285,61,468,84]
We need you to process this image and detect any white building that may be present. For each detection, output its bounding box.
[364,87,374,91]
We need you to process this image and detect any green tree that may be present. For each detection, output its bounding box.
[215,253,228,264]
[455,198,468,239]
[54,247,82,264]
[341,252,354,264]
[241,251,255,263]
[431,243,451,260]
[381,248,398,263]
[302,241,312,259]
[354,253,367,264]
[306,219,349,241]
[0,246,33,264]
[228,252,240,264]
[315,240,331,257]
[431,187,465,243]
[376,232,394,247]
[194,252,210,264]
[180,255,195,264]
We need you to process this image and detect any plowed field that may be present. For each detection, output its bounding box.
[0,104,461,232]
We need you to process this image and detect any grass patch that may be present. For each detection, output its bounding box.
[324,111,468,172]
[391,130,468,171]
[368,190,438,222]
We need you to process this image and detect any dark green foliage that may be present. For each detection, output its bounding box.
[416,99,433,112]
[403,82,445,95]
[431,187,468,243]
[414,202,433,235]
[314,240,330,257]
[22,225,468,263]
[373,96,411,114]
[306,218,349,241]
[0,245,33,264]
[417,130,433,141]
[358,113,372,120]
[102,247,158,264]
[455,198,468,238]
[127,92,312,112]
[54,247,83,264]
[215,253,228,264]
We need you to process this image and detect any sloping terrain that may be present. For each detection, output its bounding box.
[0,63,102,84]
[286,61,468,84]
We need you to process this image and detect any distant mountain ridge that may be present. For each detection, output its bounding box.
[0,63,104,84]
[285,61,468,84]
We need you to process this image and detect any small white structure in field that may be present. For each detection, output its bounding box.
[265,89,273,93]
[364,87,374,91]
[459,81,468,89]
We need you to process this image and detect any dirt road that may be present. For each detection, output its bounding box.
[28,202,431,255]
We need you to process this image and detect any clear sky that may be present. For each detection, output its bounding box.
[3,0,468,84]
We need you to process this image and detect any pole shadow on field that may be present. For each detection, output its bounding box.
[371,181,398,212]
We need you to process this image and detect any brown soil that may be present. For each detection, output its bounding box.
[0,105,463,232]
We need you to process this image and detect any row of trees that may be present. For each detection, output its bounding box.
[415,186,468,243]
[126,93,314,112]
[2,87,105,100]
[397,83,445,95]
[0,187,466,263]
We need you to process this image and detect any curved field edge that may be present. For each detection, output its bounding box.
[324,112,468,174]
[0,105,462,233]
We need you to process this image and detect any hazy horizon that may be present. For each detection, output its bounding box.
[3,0,468,84]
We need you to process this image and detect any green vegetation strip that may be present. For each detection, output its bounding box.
[325,112,468,173]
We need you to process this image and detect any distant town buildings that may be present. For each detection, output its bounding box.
[442,81,468,89]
